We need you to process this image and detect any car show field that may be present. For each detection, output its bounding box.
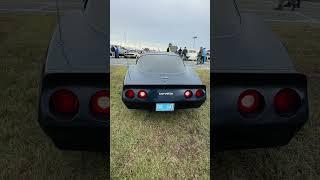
[0,0,319,178]
[214,21,320,179]
[213,0,320,177]
[0,14,107,179]
[111,65,210,179]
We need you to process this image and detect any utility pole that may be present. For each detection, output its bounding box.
[123,32,127,46]
[192,36,198,49]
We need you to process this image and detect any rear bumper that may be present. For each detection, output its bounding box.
[124,55,136,58]
[123,100,205,110]
[122,85,207,110]
[213,123,305,151]
[40,125,108,152]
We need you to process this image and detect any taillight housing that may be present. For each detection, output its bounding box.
[195,89,205,98]
[125,89,135,98]
[91,90,110,115]
[238,89,264,115]
[50,89,79,115]
[138,90,148,99]
[274,88,301,116]
[184,90,193,98]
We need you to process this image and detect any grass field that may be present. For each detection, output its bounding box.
[214,22,320,179]
[1,12,320,180]
[0,15,108,179]
[110,66,210,179]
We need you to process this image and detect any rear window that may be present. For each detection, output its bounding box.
[189,50,196,53]
[137,55,185,73]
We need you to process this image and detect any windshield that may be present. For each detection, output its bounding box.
[214,0,241,38]
[84,0,107,34]
[137,55,185,73]
[189,50,196,53]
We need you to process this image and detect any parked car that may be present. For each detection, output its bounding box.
[38,0,109,152]
[122,53,206,111]
[206,49,210,61]
[124,50,140,58]
[186,49,198,61]
[212,0,308,151]
[118,46,126,56]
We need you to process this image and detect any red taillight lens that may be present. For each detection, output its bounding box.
[50,89,79,114]
[184,90,193,98]
[274,88,301,115]
[195,89,205,98]
[125,89,135,98]
[238,89,264,114]
[138,90,148,99]
[91,90,110,115]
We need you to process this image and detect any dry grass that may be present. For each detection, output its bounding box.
[0,14,108,179]
[110,66,210,179]
[213,22,320,179]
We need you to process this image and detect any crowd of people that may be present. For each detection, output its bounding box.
[167,44,208,65]
[196,47,207,65]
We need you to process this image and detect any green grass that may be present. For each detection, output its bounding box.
[2,12,320,180]
[110,66,210,179]
[214,22,320,179]
[0,14,108,179]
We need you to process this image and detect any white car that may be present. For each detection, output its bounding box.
[187,49,198,61]
[124,50,140,58]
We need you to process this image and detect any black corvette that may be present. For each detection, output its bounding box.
[212,0,309,150]
[122,53,206,111]
[38,0,109,151]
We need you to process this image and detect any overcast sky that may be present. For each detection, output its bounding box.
[110,0,210,51]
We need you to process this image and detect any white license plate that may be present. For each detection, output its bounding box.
[156,103,175,111]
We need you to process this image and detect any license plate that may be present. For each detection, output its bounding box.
[156,103,175,111]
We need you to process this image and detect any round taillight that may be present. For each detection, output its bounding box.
[195,89,205,98]
[184,90,193,98]
[238,89,264,114]
[50,89,79,114]
[91,90,110,115]
[274,88,301,116]
[125,89,135,98]
[138,90,148,99]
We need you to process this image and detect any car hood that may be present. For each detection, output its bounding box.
[124,65,203,85]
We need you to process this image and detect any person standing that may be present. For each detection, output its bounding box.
[197,47,203,65]
[182,47,188,60]
[111,46,115,57]
[167,43,172,52]
[115,46,119,58]
[178,47,182,57]
[202,47,206,64]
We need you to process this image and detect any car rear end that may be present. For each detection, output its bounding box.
[124,51,137,58]
[188,50,198,61]
[122,84,206,111]
[38,73,109,151]
[212,72,308,150]
[122,53,206,111]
